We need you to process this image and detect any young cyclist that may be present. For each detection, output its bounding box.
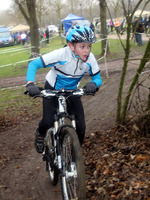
[26,25,102,153]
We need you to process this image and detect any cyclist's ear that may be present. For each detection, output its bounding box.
[68,42,74,51]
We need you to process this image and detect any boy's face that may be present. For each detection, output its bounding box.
[69,42,92,61]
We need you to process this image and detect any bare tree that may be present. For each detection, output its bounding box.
[85,0,98,22]
[107,0,150,124]
[108,0,122,18]
[99,0,110,55]
[36,0,49,27]
[49,0,67,43]
[37,0,57,26]
[15,0,39,54]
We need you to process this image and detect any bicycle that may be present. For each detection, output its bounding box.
[26,88,88,200]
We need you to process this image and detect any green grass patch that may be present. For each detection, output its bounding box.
[0,86,41,115]
[0,86,43,131]
[0,35,65,78]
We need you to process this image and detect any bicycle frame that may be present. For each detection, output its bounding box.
[43,89,83,172]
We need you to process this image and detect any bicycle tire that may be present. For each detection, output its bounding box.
[60,127,86,200]
[46,130,59,186]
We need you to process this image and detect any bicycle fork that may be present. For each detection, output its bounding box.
[54,115,76,174]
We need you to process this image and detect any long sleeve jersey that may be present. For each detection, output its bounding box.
[26,46,102,89]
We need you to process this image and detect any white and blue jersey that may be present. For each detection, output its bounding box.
[26,46,102,89]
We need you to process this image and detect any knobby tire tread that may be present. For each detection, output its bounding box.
[60,126,86,200]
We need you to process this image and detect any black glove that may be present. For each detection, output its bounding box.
[26,82,40,97]
[84,82,96,94]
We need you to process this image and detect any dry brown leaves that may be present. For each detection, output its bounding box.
[83,126,150,200]
[0,112,40,132]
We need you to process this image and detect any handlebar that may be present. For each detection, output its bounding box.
[25,88,92,98]
[40,88,86,98]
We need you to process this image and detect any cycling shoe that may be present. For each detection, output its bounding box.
[34,129,44,153]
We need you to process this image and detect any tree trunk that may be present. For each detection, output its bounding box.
[122,39,150,122]
[27,0,39,53]
[116,17,132,123]
[116,0,150,124]
[15,0,39,54]
[99,0,110,55]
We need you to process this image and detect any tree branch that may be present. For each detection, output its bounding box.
[15,0,30,25]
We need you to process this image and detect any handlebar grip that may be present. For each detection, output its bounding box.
[24,86,44,95]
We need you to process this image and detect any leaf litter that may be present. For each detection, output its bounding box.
[83,125,150,200]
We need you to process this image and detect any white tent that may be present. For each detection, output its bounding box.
[134,10,150,17]
[10,24,29,32]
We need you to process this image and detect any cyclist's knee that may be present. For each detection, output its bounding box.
[39,119,54,133]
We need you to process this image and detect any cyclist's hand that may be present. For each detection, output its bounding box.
[84,82,96,94]
[26,82,40,97]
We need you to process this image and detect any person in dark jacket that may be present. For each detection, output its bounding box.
[144,14,149,36]
[90,22,95,33]
[45,28,49,44]
[133,17,144,46]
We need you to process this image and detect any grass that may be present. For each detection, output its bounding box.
[0,35,65,78]
[0,86,43,132]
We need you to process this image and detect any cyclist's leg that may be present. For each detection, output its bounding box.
[67,96,86,145]
[38,81,57,135]
[38,97,56,135]
[35,81,57,153]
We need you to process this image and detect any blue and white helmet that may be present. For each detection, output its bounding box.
[66,25,96,44]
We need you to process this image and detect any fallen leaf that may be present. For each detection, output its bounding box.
[136,154,148,162]
[103,167,109,175]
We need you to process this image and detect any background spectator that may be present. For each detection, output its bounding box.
[21,31,27,46]
[133,17,144,46]
[144,14,149,36]
[45,28,49,44]
[90,22,95,33]
[109,20,114,32]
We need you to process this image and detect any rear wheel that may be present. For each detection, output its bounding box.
[45,130,59,185]
[60,127,86,200]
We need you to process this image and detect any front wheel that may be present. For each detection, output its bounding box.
[60,127,86,200]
